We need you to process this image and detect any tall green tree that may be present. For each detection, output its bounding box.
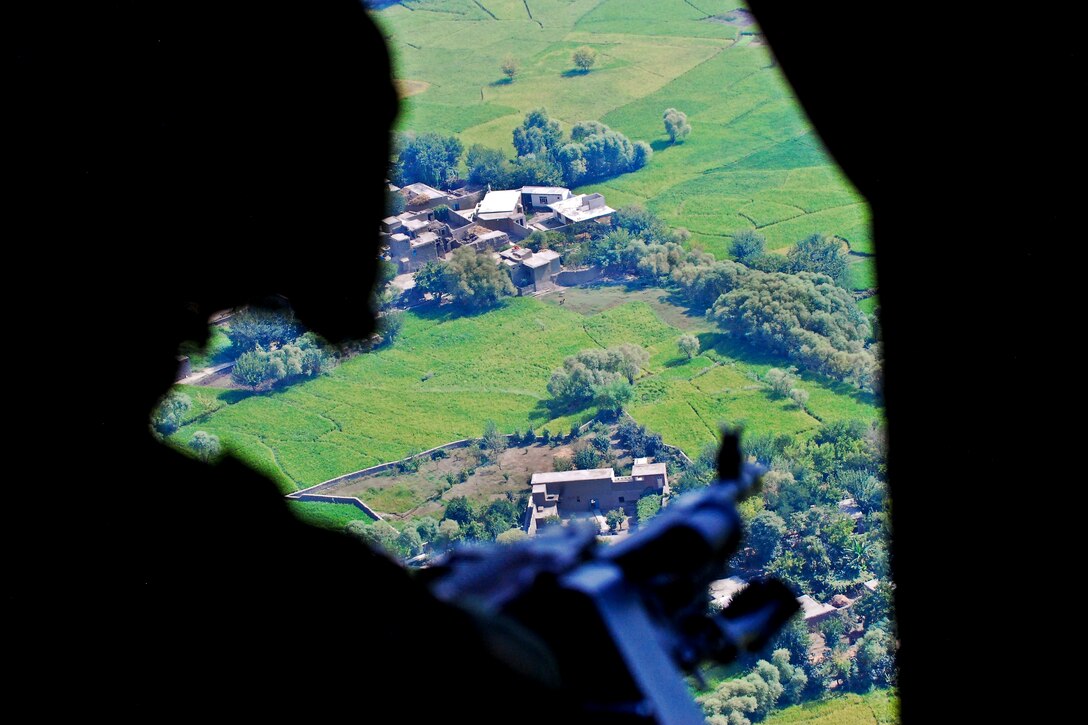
[392,132,463,188]
[678,334,700,359]
[572,46,597,72]
[512,109,563,159]
[444,246,514,310]
[662,108,691,143]
[731,229,766,265]
[226,308,299,353]
[501,55,518,80]
[481,420,508,458]
[787,233,849,287]
[188,430,221,463]
[151,392,192,436]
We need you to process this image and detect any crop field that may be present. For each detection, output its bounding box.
[375,0,875,290]
[765,690,899,725]
[168,295,880,493]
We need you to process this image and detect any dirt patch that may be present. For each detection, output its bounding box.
[199,370,240,389]
[395,79,431,98]
[707,8,755,27]
[322,425,635,521]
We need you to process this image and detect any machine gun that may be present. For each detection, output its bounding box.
[419,434,799,724]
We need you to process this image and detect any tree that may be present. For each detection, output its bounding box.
[572,46,597,72]
[496,528,527,544]
[730,229,766,265]
[391,132,463,188]
[789,388,809,409]
[605,508,625,533]
[662,107,691,143]
[547,344,649,407]
[465,144,508,187]
[481,420,507,458]
[346,521,400,557]
[378,259,398,288]
[386,188,406,217]
[443,496,475,526]
[377,310,404,346]
[396,527,424,557]
[636,493,661,524]
[437,518,462,546]
[231,350,273,389]
[571,441,600,470]
[770,649,808,705]
[631,140,653,169]
[151,392,192,436]
[709,270,876,387]
[501,55,518,80]
[764,368,796,398]
[678,334,700,359]
[553,455,572,472]
[444,246,515,310]
[414,516,439,545]
[595,377,633,413]
[787,233,849,287]
[748,510,787,563]
[226,307,299,353]
[413,260,449,300]
[188,430,220,463]
[513,109,563,159]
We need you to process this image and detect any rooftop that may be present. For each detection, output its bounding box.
[389,233,410,243]
[413,231,438,246]
[631,461,667,477]
[531,468,616,485]
[797,594,837,621]
[477,189,522,217]
[523,255,551,269]
[521,185,570,196]
[401,182,447,200]
[549,193,616,223]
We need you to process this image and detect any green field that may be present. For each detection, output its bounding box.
[169,295,880,492]
[766,690,899,725]
[286,501,376,531]
[376,0,874,290]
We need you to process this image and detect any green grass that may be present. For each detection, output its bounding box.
[286,501,375,532]
[167,295,881,491]
[765,690,899,725]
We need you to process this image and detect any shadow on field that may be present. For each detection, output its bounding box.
[650,139,672,152]
[560,68,590,78]
[488,77,513,87]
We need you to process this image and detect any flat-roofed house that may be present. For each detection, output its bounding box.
[499,246,561,294]
[524,459,669,536]
[548,192,616,226]
[521,185,571,210]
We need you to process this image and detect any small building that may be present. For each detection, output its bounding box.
[548,192,616,226]
[389,230,440,274]
[521,185,571,210]
[456,228,510,254]
[400,182,450,211]
[474,189,526,224]
[797,594,837,624]
[499,246,561,294]
[524,461,669,536]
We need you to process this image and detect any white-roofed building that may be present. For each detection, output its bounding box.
[549,192,616,225]
[475,189,525,221]
[521,185,571,209]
